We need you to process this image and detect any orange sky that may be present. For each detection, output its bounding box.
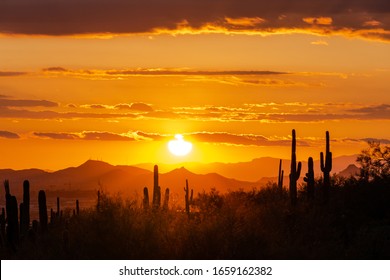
[0,1,389,170]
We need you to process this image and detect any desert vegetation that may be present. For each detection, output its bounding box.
[1,130,389,259]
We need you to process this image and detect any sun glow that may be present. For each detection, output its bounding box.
[168,134,193,156]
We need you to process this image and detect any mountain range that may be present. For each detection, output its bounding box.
[0,156,359,199]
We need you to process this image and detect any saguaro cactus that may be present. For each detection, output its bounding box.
[143,187,149,210]
[56,197,60,217]
[38,190,48,232]
[289,129,301,205]
[76,199,80,215]
[163,188,170,210]
[21,180,30,234]
[304,157,315,199]
[0,208,5,240]
[320,131,332,201]
[4,180,19,247]
[97,190,101,212]
[278,159,284,190]
[152,165,161,209]
[7,196,19,248]
[184,179,193,216]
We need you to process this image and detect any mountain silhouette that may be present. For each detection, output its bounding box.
[0,160,259,198]
[136,155,357,181]
[338,164,360,178]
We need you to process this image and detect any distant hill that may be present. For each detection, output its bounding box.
[0,160,259,199]
[136,155,358,181]
[0,156,358,201]
[338,164,360,178]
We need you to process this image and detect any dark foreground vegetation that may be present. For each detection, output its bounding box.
[0,130,389,259]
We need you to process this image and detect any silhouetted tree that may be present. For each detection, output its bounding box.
[357,141,390,181]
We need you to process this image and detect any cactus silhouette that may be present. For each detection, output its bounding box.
[143,187,150,210]
[4,180,19,248]
[289,129,301,205]
[320,131,332,201]
[20,180,30,235]
[0,208,5,241]
[163,188,170,210]
[278,159,284,190]
[184,179,193,217]
[56,197,60,217]
[76,199,80,215]
[38,190,48,233]
[304,157,315,199]
[152,165,161,209]
[7,196,19,249]
[97,190,101,212]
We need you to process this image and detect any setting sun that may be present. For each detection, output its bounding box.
[168,134,193,156]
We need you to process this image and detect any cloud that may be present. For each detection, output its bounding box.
[0,97,58,107]
[1,1,390,41]
[137,131,304,146]
[347,104,390,119]
[34,131,137,141]
[0,131,20,139]
[311,40,329,46]
[188,132,294,146]
[83,104,109,109]
[224,17,266,27]
[0,71,28,77]
[0,107,137,119]
[114,103,153,112]
[302,17,333,25]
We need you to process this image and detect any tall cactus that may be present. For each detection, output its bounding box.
[76,199,80,215]
[184,179,193,216]
[278,159,284,190]
[289,129,302,205]
[304,157,315,199]
[320,131,332,201]
[7,196,19,248]
[56,197,60,217]
[38,190,48,233]
[4,180,19,247]
[21,180,30,234]
[0,208,5,241]
[152,165,161,209]
[143,187,150,210]
[97,190,101,212]
[163,188,170,210]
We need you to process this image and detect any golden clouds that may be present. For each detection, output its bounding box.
[225,17,266,27]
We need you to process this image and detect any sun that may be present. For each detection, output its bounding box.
[168,134,193,156]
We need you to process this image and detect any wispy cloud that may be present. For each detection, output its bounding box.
[0,71,28,77]
[0,97,58,107]
[34,131,137,141]
[0,131,20,139]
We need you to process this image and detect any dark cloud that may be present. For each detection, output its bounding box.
[0,98,58,107]
[42,67,68,72]
[347,104,390,119]
[0,107,137,119]
[0,131,20,139]
[34,132,79,140]
[360,138,390,144]
[2,0,389,41]
[0,71,27,77]
[87,104,108,109]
